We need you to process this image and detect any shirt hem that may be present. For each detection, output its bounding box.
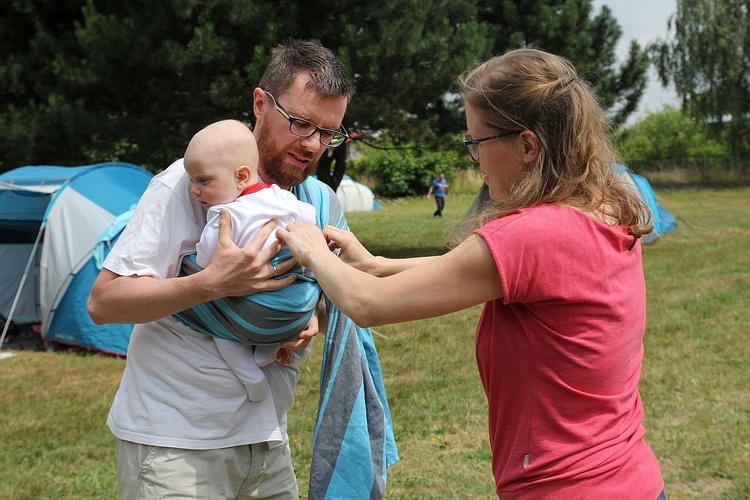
[108,421,285,450]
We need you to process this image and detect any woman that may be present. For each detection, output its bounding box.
[277,48,666,499]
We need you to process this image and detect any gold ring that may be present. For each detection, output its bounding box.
[272,264,278,277]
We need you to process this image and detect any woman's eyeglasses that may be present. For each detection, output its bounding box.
[463,132,519,162]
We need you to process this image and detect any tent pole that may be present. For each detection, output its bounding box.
[0,225,45,349]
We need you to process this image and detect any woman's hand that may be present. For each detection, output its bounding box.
[275,221,331,268]
[322,225,376,272]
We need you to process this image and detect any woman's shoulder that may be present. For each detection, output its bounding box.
[479,204,631,252]
[488,204,614,227]
[481,204,570,229]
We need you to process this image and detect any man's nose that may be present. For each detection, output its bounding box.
[300,131,324,153]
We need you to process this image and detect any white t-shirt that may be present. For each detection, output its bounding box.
[196,183,316,268]
[103,159,310,449]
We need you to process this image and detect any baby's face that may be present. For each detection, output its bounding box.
[184,158,242,209]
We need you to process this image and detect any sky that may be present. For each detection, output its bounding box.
[591,0,680,124]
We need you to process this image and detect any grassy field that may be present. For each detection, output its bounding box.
[1,187,748,499]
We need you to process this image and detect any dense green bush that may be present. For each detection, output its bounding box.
[619,106,728,170]
[354,142,467,198]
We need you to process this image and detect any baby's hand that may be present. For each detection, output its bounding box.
[275,348,295,365]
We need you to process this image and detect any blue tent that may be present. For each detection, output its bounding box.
[614,164,677,244]
[0,163,153,355]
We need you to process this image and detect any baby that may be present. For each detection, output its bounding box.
[178,119,319,401]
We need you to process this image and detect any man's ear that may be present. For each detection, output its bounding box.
[518,130,541,164]
[252,87,266,120]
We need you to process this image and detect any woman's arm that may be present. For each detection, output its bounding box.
[87,211,297,325]
[277,222,503,327]
[322,225,438,277]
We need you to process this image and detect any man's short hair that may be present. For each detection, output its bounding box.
[258,39,354,101]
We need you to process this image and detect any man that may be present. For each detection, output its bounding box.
[427,171,448,217]
[87,41,353,499]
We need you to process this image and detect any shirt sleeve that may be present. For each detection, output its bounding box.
[103,168,204,279]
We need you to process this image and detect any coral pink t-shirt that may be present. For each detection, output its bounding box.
[475,205,664,499]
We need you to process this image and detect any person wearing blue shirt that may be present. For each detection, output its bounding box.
[427,172,449,217]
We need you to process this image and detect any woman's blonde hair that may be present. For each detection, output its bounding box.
[452,48,652,245]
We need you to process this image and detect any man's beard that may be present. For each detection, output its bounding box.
[256,125,319,188]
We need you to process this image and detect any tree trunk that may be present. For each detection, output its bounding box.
[315,143,348,191]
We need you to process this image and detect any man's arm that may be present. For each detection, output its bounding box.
[87,211,296,325]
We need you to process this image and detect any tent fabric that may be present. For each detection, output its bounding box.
[613,164,677,244]
[0,244,40,324]
[335,175,381,212]
[0,163,153,354]
[0,181,60,194]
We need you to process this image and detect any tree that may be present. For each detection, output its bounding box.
[650,0,750,154]
[0,0,489,183]
[0,0,650,183]
[0,0,89,167]
[0,0,280,171]
[298,0,490,187]
[477,0,650,125]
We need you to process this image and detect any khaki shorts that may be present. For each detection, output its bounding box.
[116,438,298,499]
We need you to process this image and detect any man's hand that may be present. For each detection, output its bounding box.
[280,311,320,351]
[88,210,301,325]
[202,210,296,298]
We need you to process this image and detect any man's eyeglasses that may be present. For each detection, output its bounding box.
[463,132,518,162]
[263,90,348,148]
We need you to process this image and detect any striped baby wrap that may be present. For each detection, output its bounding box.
[175,249,321,345]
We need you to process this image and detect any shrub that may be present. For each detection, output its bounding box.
[619,106,729,170]
[355,143,466,198]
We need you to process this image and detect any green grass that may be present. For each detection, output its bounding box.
[1,188,748,499]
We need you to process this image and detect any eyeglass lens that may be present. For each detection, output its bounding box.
[288,120,342,146]
[463,135,479,161]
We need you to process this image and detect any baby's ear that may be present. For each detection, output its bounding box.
[236,164,253,185]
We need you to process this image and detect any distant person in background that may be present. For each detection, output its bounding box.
[277,48,667,499]
[427,172,448,217]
